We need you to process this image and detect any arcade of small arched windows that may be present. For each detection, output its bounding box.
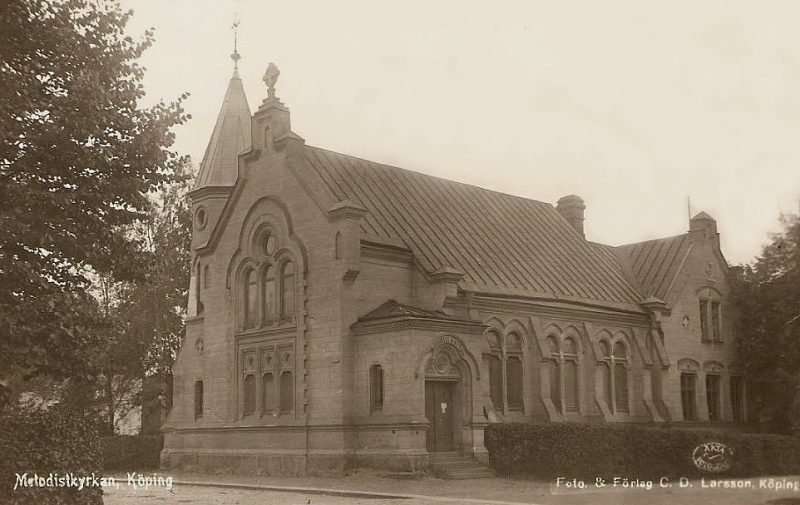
[598,336,630,415]
[239,227,298,332]
[485,325,525,415]
[545,331,581,415]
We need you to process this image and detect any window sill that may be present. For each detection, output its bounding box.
[237,324,298,339]
[237,414,300,427]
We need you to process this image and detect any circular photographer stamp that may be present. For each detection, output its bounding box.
[692,442,734,473]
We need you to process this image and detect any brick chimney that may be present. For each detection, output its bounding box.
[556,194,586,239]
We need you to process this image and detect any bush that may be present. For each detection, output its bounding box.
[102,435,163,472]
[485,423,800,480]
[0,403,104,505]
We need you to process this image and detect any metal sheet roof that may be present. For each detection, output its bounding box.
[302,146,644,306]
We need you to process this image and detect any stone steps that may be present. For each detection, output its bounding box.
[429,452,495,480]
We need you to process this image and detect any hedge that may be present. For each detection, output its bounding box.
[0,403,104,505]
[101,435,163,471]
[485,423,800,480]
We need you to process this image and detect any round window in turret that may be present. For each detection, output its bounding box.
[195,207,208,230]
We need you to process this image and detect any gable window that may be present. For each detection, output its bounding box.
[680,373,697,420]
[548,335,580,414]
[706,374,721,421]
[194,380,203,419]
[369,364,384,411]
[281,261,296,320]
[238,225,302,331]
[262,266,276,325]
[244,268,257,328]
[699,299,709,342]
[711,301,721,342]
[698,294,723,343]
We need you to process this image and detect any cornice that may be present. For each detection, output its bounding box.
[352,316,487,337]
[188,185,233,201]
[460,283,646,315]
[327,200,368,221]
[360,237,413,264]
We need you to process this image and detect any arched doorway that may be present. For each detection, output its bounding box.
[423,340,473,452]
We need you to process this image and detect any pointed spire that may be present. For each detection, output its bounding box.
[230,17,241,70]
[194,52,252,189]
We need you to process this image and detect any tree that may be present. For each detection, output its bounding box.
[732,211,800,434]
[0,0,189,391]
[98,169,193,433]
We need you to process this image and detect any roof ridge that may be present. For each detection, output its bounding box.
[305,144,554,208]
[614,232,688,250]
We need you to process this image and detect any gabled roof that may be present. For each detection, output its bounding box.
[302,146,644,307]
[615,234,692,300]
[357,300,465,323]
[195,69,252,189]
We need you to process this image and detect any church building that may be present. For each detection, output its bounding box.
[161,57,743,475]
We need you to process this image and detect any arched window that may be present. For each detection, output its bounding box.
[506,356,523,409]
[505,333,523,410]
[243,375,256,416]
[196,262,204,314]
[262,266,276,325]
[680,372,698,420]
[335,231,342,260]
[562,337,579,412]
[280,371,294,413]
[613,342,628,412]
[602,339,629,414]
[262,373,275,414]
[548,334,580,414]
[486,331,503,411]
[369,364,384,411]
[698,289,724,343]
[281,261,296,320]
[244,269,257,328]
[194,380,203,419]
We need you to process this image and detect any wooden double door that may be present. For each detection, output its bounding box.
[425,380,455,452]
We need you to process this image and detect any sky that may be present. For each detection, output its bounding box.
[119,0,800,265]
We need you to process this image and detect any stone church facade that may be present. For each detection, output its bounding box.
[161,60,743,475]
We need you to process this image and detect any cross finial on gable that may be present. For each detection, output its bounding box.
[231,17,241,69]
[263,62,280,99]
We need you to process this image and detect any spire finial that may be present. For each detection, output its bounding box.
[230,16,241,69]
[263,62,280,99]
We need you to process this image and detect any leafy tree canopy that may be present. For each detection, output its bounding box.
[732,210,800,434]
[0,0,189,386]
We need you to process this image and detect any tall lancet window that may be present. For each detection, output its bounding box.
[281,261,296,320]
[244,268,257,328]
[548,334,580,415]
[601,339,630,414]
[262,266,276,325]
